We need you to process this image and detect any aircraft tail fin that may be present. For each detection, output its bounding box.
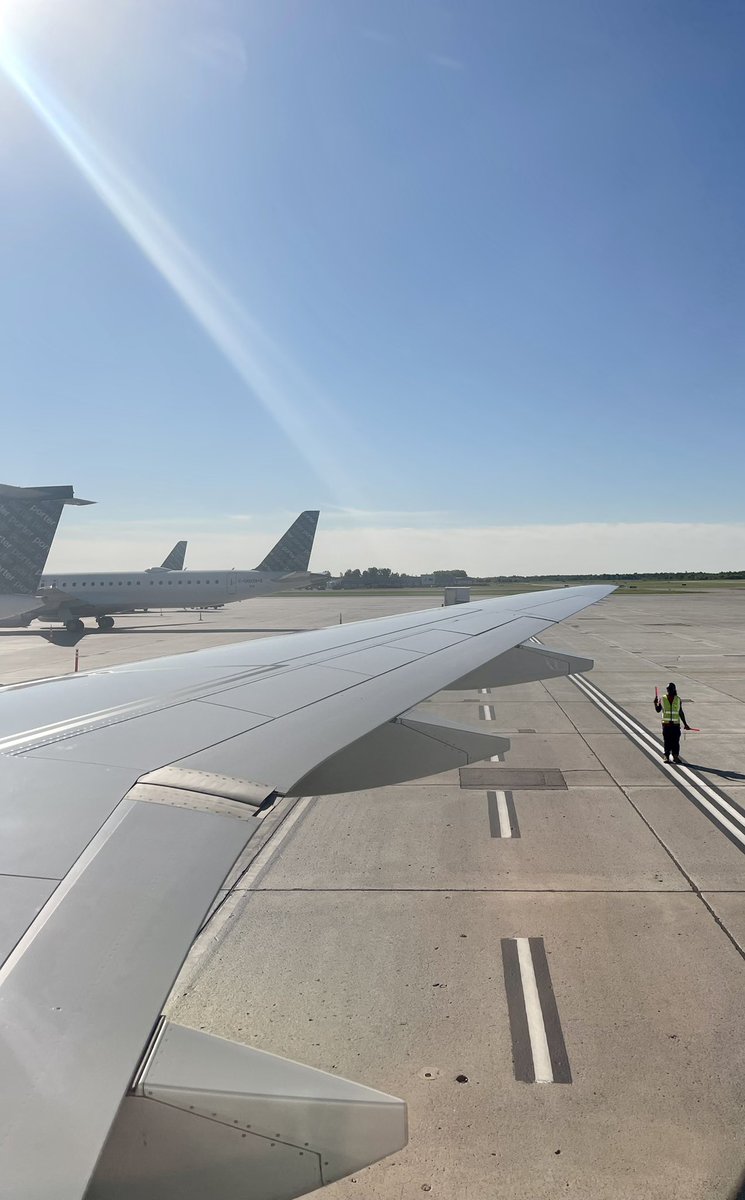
[0,484,93,595]
[160,540,187,571]
[256,510,320,573]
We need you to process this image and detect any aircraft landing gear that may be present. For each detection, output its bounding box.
[65,618,85,634]
[96,615,115,630]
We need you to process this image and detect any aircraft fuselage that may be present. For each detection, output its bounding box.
[37,568,309,621]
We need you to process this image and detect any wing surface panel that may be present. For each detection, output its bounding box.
[0,876,57,961]
[25,703,269,770]
[177,615,545,792]
[0,756,137,877]
[0,800,261,1200]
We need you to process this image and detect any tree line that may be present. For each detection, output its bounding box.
[331,568,745,589]
[336,568,469,589]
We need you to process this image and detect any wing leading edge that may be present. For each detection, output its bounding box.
[0,585,613,1199]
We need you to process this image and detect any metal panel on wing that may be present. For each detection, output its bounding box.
[0,800,261,1200]
[0,876,57,962]
[445,643,594,690]
[293,706,510,795]
[0,756,138,878]
[89,1021,406,1200]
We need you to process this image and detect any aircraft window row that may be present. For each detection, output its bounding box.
[53,578,222,587]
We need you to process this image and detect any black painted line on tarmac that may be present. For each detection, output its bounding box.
[501,938,534,1083]
[529,937,572,1084]
[487,791,501,838]
[487,790,521,838]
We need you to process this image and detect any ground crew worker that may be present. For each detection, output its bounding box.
[654,681,691,764]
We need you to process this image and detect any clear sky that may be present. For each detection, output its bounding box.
[1,0,743,573]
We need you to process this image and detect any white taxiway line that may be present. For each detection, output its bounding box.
[479,704,502,758]
[516,938,553,1083]
[495,790,512,838]
[501,937,571,1084]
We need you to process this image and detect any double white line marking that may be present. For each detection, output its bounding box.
[501,937,571,1084]
[571,674,745,851]
[488,790,520,838]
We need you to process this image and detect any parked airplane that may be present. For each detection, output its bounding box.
[33,510,320,632]
[0,483,93,622]
[0,583,612,1198]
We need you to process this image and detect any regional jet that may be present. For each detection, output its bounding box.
[20,510,320,632]
[0,483,93,623]
[0,582,611,1198]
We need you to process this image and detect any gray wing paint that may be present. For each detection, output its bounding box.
[0,584,612,1198]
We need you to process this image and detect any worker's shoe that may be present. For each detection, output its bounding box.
[663,755,670,763]
[673,756,681,764]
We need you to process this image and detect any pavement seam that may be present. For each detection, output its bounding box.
[545,673,745,960]
[249,886,697,894]
[614,782,745,963]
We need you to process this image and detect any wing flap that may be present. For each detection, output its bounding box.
[294,707,510,795]
[89,1021,406,1200]
[446,642,595,689]
[0,800,260,1200]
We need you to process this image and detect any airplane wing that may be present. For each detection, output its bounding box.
[0,585,612,1200]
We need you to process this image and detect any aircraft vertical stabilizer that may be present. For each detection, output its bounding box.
[0,483,93,620]
[159,541,187,571]
[255,511,320,573]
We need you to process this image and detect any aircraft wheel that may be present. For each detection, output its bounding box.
[96,615,115,630]
[65,618,85,634]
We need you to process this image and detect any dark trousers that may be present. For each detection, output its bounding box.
[662,723,681,759]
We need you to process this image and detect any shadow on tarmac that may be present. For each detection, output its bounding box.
[727,1169,745,1200]
[683,762,745,784]
[38,630,85,647]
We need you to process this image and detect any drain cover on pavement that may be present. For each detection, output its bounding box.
[459,767,567,790]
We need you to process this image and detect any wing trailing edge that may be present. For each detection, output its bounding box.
[293,706,510,795]
[446,642,594,690]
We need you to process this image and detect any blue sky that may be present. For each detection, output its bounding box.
[1,1,743,572]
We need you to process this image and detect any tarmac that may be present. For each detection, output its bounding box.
[2,589,744,1198]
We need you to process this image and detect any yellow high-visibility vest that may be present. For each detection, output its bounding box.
[661,695,681,724]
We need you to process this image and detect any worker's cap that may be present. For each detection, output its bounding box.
[667,681,677,692]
